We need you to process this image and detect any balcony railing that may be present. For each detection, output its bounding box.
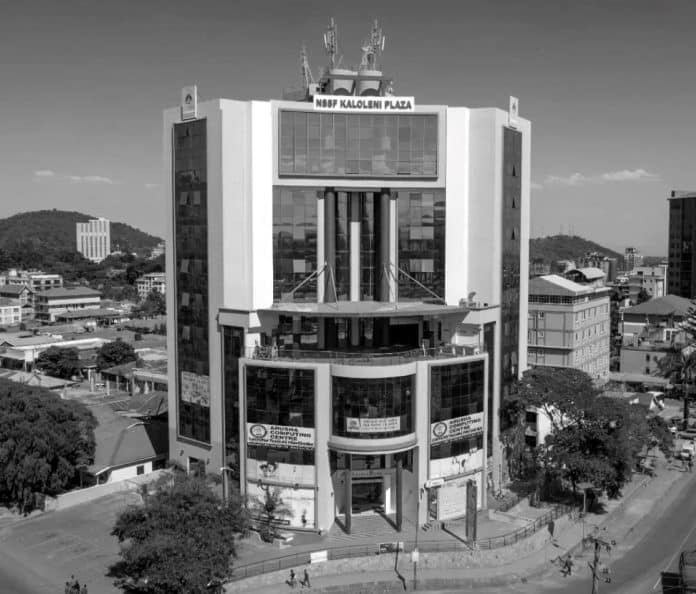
[245,344,485,366]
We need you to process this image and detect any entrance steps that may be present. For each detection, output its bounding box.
[330,514,403,544]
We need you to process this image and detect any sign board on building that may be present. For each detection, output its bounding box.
[313,95,415,113]
[430,412,484,445]
[430,412,483,444]
[180,371,210,407]
[246,423,315,450]
[425,478,445,489]
[346,416,401,433]
[181,85,198,120]
[508,95,519,129]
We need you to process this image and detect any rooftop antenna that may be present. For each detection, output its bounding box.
[360,19,385,70]
[323,17,338,69]
[300,44,315,90]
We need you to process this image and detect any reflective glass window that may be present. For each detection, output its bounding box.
[223,326,244,486]
[279,111,438,178]
[174,119,210,443]
[397,190,446,300]
[332,375,414,438]
[246,366,315,427]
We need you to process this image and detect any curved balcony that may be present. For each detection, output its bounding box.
[245,344,484,366]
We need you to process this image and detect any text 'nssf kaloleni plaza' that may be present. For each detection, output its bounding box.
[164,20,530,533]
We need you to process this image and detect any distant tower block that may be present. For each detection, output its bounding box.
[76,217,111,262]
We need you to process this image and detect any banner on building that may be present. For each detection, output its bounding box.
[346,416,400,433]
[430,412,483,444]
[313,95,414,113]
[246,423,315,450]
[180,371,210,407]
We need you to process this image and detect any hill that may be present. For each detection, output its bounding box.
[0,210,161,258]
[530,235,623,264]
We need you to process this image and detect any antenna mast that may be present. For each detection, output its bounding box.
[323,17,338,69]
[360,19,385,70]
[300,45,315,90]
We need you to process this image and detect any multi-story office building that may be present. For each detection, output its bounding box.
[164,25,530,532]
[76,217,111,262]
[624,247,643,272]
[136,272,166,300]
[668,191,696,298]
[528,273,610,378]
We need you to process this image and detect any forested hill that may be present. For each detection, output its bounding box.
[530,235,622,264]
[0,210,161,257]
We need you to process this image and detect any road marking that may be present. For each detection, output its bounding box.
[652,517,696,591]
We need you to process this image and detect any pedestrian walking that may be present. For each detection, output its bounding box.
[689,458,693,472]
[80,584,88,594]
[64,582,72,594]
[302,568,311,588]
[289,569,296,588]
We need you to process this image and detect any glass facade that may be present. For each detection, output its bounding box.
[335,192,350,300]
[430,361,485,459]
[173,119,210,443]
[273,188,318,302]
[246,366,315,427]
[332,375,414,438]
[223,326,244,486]
[501,127,522,401]
[279,111,438,178]
[397,190,446,300]
[360,193,377,300]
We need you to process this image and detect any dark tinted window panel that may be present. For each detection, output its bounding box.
[279,111,438,179]
[223,326,244,486]
[174,119,210,443]
[246,366,315,428]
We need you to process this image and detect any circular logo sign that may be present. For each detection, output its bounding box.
[433,422,448,438]
[249,424,267,439]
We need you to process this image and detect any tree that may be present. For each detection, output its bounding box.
[96,340,137,371]
[636,288,651,305]
[109,471,249,594]
[0,378,96,513]
[508,367,673,500]
[249,486,292,543]
[137,289,166,317]
[35,346,81,379]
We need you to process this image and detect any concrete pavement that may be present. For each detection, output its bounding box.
[231,457,689,593]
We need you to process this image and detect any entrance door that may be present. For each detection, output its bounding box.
[351,479,384,514]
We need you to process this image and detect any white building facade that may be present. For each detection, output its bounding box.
[137,272,166,300]
[164,85,530,533]
[76,218,111,262]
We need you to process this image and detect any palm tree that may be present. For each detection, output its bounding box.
[658,349,696,425]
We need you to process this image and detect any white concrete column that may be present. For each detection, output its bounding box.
[389,193,398,302]
[317,196,325,303]
[350,193,361,302]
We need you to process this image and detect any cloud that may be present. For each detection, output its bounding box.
[530,181,544,190]
[144,183,160,189]
[33,169,116,184]
[538,168,661,189]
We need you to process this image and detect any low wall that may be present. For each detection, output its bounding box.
[44,470,168,511]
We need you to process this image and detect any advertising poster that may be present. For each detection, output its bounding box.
[247,423,315,450]
[431,412,483,444]
[180,371,210,408]
[346,416,400,433]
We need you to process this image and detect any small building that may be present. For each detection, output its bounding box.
[136,272,166,300]
[54,307,128,328]
[620,294,692,345]
[0,334,111,371]
[34,286,102,322]
[0,368,76,390]
[0,284,35,319]
[1,270,63,293]
[86,403,168,485]
[0,297,21,326]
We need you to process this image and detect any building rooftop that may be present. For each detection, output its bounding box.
[55,308,123,320]
[529,274,594,297]
[0,285,33,295]
[0,369,74,389]
[87,403,168,476]
[569,267,605,281]
[669,190,696,199]
[622,294,692,318]
[37,287,101,298]
[0,297,20,307]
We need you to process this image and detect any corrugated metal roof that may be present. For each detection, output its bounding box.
[623,295,692,317]
[529,274,593,296]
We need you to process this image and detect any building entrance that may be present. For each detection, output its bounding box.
[351,478,384,514]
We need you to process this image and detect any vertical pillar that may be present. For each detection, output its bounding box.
[344,454,352,534]
[389,192,398,302]
[377,189,391,302]
[324,189,337,303]
[396,456,403,531]
[317,193,325,303]
[350,193,361,301]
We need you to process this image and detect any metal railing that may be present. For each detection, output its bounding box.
[245,344,484,366]
[229,503,575,581]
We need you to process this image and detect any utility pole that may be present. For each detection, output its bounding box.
[586,534,614,594]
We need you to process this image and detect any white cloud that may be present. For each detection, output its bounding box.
[33,169,55,178]
[144,183,160,189]
[530,181,544,190]
[538,168,661,189]
[69,174,115,185]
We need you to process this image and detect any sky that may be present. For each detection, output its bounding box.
[1,0,694,256]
